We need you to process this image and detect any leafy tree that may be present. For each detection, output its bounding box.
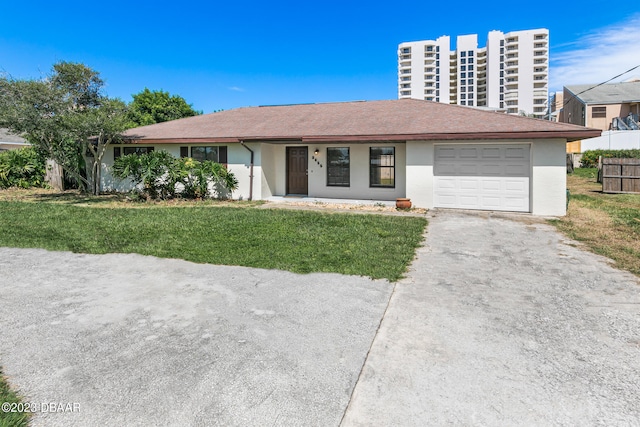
[70,98,130,195]
[0,61,129,194]
[127,88,201,127]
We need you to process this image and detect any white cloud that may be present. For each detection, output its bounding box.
[550,14,640,92]
[228,86,245,92]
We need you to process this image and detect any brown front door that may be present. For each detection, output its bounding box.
[287,147,308,195]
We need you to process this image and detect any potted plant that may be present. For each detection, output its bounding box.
[396,197,412,209]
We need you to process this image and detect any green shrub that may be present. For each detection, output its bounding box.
[580,149,640,168]
[0,146,46,189]
[112,150,238,200]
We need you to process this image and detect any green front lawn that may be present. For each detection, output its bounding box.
[0,367,29,427]
[0,198,427,282]
[549,168,640,277]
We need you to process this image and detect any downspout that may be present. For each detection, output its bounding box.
[239,140,254,201]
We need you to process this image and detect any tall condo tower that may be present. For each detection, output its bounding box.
[398,29,549,117]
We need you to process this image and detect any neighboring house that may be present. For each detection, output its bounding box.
[0,128,29,152]
[106,99,598,216]
[398,28,549,118]
[560,81,640,153]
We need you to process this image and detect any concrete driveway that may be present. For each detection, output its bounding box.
[1,210,639,426]
[0,249,393,426]
[343,211,640,426]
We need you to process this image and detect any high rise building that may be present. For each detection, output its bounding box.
[398,29,549,118]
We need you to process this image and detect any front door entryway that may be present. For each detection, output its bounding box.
[286,147,308,195]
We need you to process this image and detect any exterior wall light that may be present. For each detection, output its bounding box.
[314,149,320,156]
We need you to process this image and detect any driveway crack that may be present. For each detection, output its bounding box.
[339,280,399,426]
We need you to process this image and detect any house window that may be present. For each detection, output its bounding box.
[114,146,155,159]
[370,147,395,188]
[125,147,154,156]
[327,147,350,187]
[592,106,607,118]
[191,146,228,164]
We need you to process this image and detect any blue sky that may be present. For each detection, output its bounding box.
[1,1,639,113]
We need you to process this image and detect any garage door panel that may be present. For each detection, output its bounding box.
[459,147,479,158]
[505,147,529,159]
[505,179,527,192]
[436,194,458,207]
[452,163,477,175]
[459,195,480,208]
[434,144,530,213]
[434,163,457,175]
[436,177,457,189]
[459,179,480,190]
[438,148,456,159]
[504,197,529,209]
[481,147,501,158]
[481,164,504,175]
[481,179,501,192]
[505,164,529,176]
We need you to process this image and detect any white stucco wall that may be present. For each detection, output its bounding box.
[406,140,434,208]
[259,143,276,199]
[531,139,567,216]
[264,143,406,201]
[581,130,640,151]
[233,143,259,201]
[310,143,406,200]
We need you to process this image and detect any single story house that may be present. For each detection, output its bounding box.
[0,128,29,152]
[104,99,600,216]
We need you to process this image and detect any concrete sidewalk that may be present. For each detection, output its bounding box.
[342,211,640,426]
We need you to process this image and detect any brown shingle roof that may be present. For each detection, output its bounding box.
[123,99,600,143]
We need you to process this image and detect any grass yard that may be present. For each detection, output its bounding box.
[0,190,426,425]
[0,367,29,427]
[0,189,427,282]
[549,168,640,276]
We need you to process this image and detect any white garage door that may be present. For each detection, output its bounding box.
[434,144,530,212]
